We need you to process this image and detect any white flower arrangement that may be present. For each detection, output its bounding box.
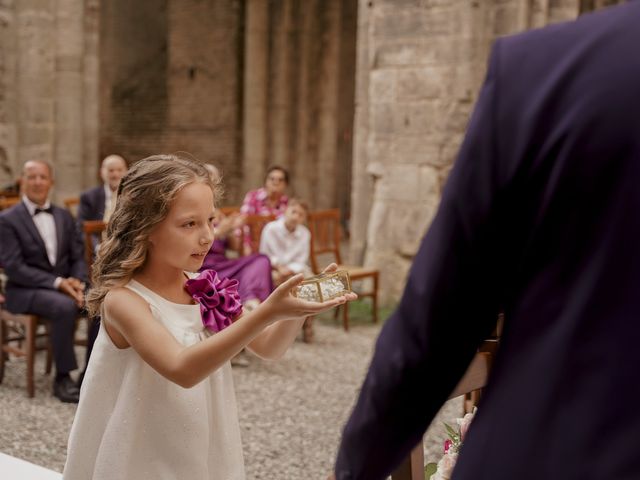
[425,407,477,480]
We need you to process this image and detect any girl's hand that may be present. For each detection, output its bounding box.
[261,265,357,324]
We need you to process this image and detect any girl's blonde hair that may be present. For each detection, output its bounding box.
[85,154,222,317]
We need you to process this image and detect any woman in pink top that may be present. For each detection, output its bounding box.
[240,165,290,254]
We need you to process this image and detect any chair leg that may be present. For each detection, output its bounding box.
[0,316,5,384]
[44,321,52,374]
[342,302,349,331]
[372,273,379,324]
[26,315,36,398]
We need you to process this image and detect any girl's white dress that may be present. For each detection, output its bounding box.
[63,278,245,479]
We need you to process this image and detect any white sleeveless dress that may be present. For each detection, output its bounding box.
[63,277,245,480]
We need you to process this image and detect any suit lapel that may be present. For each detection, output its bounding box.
[16,202,49,256]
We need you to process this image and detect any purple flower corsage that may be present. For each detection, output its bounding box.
[184,269,243,333]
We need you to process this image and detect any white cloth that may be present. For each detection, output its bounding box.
[103,185,116,222]
[63,275,245,480]
[22,195,57,266]
[259,217,310,273]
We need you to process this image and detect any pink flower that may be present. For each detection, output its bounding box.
[184,269,243,333]
[443,439,452,454]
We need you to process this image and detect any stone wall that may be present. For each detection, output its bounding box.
[0,0,99,200]
[242,0,357,210]
[350,0,624,303]
[100,0,356,207]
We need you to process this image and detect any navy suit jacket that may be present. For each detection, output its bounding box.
[336,3,640,479]
[0,202,87,313]
[78,185,106,224]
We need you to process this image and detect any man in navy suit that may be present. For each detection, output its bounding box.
[76,154,126,384]
[334,3,640,479]
[0,160,87,403]
[77,154,127,226]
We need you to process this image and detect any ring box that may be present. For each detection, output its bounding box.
[294,270,352,302]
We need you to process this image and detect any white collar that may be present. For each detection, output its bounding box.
[275,216,301,238]
[104,184,115,201]
[22,195,51,216]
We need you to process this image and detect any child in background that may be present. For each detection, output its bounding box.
[259,198,312,286]
[63,155,355,479]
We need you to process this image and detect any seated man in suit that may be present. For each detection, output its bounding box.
[0,159,87,403]
[76,154,127,385]
[78,154,127,226]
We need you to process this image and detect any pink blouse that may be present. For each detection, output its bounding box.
[240,187,289,217]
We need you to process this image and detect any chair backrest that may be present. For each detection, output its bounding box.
[391,352,493,480]
[82,220,107,275]
[307,209,342,274]
[244,214,276,255]
[219,206,241,217]
[63,196,80,217]
[0,196,20,211]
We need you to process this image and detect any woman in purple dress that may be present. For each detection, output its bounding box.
[200,209,273,310]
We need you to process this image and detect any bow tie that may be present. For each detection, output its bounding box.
[33,206,53,215]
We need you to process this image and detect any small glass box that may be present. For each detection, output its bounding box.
[294,270,352,302]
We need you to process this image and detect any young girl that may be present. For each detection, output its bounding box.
[63,155,355,479]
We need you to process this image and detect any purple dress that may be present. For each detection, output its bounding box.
[200,238,273,303]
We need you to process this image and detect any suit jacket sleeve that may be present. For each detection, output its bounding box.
[0,214,59,289]
[335,40,510,479]
[65,212,89,283]
[77,190,92,226]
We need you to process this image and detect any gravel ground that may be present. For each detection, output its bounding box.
[0,322,461,479]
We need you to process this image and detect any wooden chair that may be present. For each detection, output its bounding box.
[63,196,80,217]
[0,306,53,398]
[82,220,107,275]
[219,205,241,217]
[391,350,493,480]
[0,196,20,211]
[244,214,276,255]
[307,209,379,330]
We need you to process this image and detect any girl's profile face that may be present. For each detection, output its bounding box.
[147,181,216,272]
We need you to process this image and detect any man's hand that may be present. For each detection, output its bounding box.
[58,278,84,307]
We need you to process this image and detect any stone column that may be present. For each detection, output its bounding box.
[267,0,294,171]
[349,0,372,266]
[242,0,269,194]
[0,0,17,184]
[82,0,100,186]
[54,0,85,200]
[16,0,56,168]
[315,0,341,209]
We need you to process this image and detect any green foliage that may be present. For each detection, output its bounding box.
[424,463,437,479]
[315,298,396,327]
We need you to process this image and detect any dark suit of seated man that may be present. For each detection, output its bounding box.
[0,160,87,403]
[77,154,127,227]
[76,154,127,385]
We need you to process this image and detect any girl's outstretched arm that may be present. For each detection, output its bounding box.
[103,274,353,388]
[247,264,358,360]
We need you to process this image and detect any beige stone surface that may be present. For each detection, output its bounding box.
[350,0,623,303]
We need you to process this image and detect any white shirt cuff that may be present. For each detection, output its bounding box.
[53,277,63,289]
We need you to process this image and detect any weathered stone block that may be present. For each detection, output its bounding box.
[374,42,437,68]
[396,66,448,100]
[369,69,396,101]
[392,135,441,166]
[371,102,396,134]
[20,125,52,145]
[372,9,426,39]
[393,101,439,136]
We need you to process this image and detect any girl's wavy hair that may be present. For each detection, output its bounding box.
[85,154,222,317]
